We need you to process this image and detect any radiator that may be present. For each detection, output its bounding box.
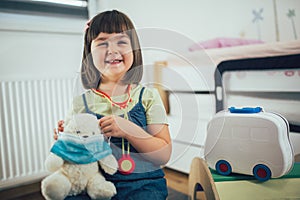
[0,78,74,189]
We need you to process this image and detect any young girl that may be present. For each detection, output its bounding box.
[56,10,172,199]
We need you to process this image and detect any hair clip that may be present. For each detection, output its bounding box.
[84,19,91,32]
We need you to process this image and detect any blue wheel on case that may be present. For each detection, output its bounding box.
[215,160,232,176]
[253,164,271,181]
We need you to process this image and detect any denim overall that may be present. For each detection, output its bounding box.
[65,87,168,200]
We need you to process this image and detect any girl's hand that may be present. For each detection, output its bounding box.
[99,116,129,138]
[53,120,64,140]
[100,116,172,165]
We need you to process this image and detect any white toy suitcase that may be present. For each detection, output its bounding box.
[204,106,294,181]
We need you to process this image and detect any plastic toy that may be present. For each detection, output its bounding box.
[204,107,294,181]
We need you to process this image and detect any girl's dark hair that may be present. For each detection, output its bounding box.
[81,10,143,89]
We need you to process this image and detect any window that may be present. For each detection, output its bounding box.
[0,0,88,19]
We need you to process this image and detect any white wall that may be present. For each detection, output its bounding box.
[93,0,300,43]
[0,12,86,81]
[86,0,300,77]
[1,0,299,81]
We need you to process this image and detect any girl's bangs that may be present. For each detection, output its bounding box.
[89,11,133,40]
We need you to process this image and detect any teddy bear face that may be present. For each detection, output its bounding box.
[51,113,112,165]
[64,113,101,138]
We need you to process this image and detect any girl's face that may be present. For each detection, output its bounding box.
[91,32,134,83]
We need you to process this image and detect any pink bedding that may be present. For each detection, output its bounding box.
[189,37,263,51]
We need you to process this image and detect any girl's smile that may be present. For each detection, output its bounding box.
[104,59,124,65]
[91,32,134,82]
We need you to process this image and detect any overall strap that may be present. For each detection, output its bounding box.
[138,87,145,103]
[82,93,90,113]
[82,93,102,119]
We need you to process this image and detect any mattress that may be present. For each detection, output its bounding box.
[223,69,300,92]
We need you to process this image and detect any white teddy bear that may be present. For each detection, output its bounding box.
[41,113,118,200]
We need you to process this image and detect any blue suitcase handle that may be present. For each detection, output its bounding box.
[229,107,262,113]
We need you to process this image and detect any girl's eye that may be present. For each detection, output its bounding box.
[118,40,129,45]
[98,42,108,47]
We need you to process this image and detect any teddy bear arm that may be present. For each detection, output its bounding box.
[45,153,64,172]
[98,155,118,175]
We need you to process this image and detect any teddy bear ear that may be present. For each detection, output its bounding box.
[74,113,97,124]
[72,113,100,134]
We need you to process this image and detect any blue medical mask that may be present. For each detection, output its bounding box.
[51,133,112,164]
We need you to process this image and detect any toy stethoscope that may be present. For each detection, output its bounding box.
[117,112,135,175]
[93,85,135,174]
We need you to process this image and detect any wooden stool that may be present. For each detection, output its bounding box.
[188,157,220,200]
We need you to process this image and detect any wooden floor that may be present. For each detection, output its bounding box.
[0,167,189,200]
[0,181,43,200]
[163,167,189,195]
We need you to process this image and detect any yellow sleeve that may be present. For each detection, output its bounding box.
[64,93,86,125]
[142,87,168,125]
